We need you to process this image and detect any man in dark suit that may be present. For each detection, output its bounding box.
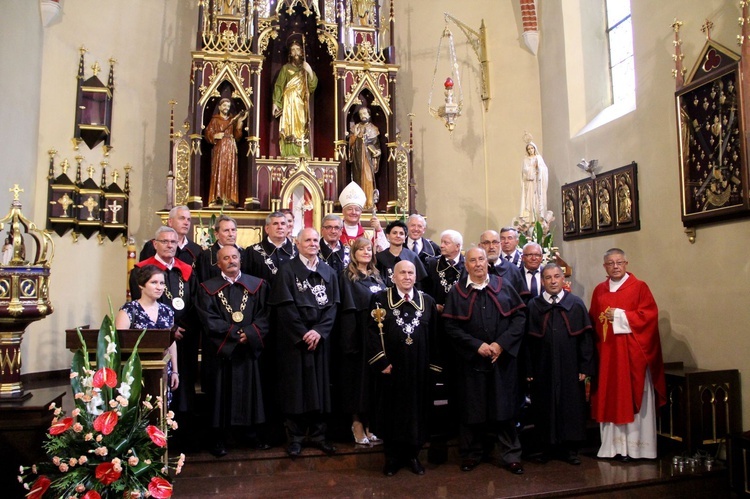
[406,214,440,263]
[500,227,523,268]
[521,242,544,303]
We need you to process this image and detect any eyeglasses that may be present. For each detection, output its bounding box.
[322,225,341,230]
[523,253,542,258]
[156,239,178,246]
[604,261,627,268]
[480,241,501,246]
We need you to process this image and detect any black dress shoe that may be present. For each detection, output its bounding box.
[565,455,581,465]
[383,459,400,476]
[210,440,228,458]
[460,459,479,472]
[286,441,302,458]
[408,458,425,475]
[507,462,524,475]
[614,454,631,463]
[315,440,337,456]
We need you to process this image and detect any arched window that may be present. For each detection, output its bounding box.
[606,0,635,105]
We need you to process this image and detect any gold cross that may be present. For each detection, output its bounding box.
[87,165,95,178]
[598,307,611,342]
[671,19,683,33]
[111,170,119,184]
[9,184,23,201]
[91,61,101,76]
[60,159,70,175]
[701,19,714,40]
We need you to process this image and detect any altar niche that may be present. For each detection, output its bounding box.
[169,0,412,233]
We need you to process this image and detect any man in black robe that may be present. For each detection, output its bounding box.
[367,260,440,476]
[139,205,203,270]
[526,263,595,465]
[423,229,464,462]
[479,229,528,299]
[197,245,270,457]
[197,215,242,283]
[131,226,200,447]
[443,247,527,475]
[318,214,347,274]
[244,211,296,282]
[268,227,339,458]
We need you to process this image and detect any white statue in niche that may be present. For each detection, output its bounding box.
[520,139,549,222]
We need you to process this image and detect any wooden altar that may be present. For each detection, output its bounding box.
[164,0,414,234]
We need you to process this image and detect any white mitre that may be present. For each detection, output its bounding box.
[339,181,366,209]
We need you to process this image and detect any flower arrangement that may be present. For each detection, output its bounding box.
[513,214,558,266]
[18,313,184,498]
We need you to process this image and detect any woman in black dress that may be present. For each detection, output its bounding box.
[338,237,385,445]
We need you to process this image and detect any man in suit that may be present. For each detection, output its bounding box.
[406,214,440,263]
[521,242,544,302]
[197,215,242,283]
[500,227,523,268]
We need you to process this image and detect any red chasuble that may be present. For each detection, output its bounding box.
[589,273,666,425]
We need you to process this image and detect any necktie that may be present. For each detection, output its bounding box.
[550,294,558,304]
[404,293,410,302]
[411,240,418,253]
[505,255,512,261]
[529,270,538,297]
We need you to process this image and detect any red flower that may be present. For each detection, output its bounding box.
[26,475,50,499]
[93,367,118,389]
[95,462,121,485]
[49,417,74,435]
[93,411,119,435]
[148,477,173,498]
[81,491,101,499]
[146,425,167,447]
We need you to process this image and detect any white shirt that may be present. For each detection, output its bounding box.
[396,287,414,301]
[542,290,564,303]
[155,254,174,270]
[299,254,319,271]
[408,238,421,253]
[222,270,242,284]
[466,274,490,290]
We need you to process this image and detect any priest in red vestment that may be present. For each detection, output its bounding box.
[589,248,666,461]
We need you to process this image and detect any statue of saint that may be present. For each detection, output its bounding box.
[272,40,318,158]
[617,175,633,223]
[521,142,549,222]
[205,98,247,207]
[348,106,381,211]
[353,0,376,26]
[598,184,612,226]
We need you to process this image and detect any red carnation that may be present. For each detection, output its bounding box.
[49,417,74,435]
[81,491,101,499]
[95,462,121,485]
[146,425,167,447]
[26,475,51,499]
[93,367,118,389]
[148,477,173,498]
[93,411,119,435]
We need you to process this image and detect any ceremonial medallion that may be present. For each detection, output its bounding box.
[232,311,244,323]
[172,297,185,310]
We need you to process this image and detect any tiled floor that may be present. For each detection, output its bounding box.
[172,442,727,498]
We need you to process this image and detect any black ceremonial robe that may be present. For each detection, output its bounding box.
[198,273,270,427]
[319,241,347,274]
[367,288,440,447]
[268,257,339,415]
[488,258,529,299]
[425,255,465,307]
[338,272,386,414]
[243,238,296,283]
[526,292,595,444]
[375,247,427,288]
[443,275,526,424]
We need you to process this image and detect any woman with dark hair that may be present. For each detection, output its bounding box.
[375,220,427,288]
[338,237,385,445]
[115,264,178,405]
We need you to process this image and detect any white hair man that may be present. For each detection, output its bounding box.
[406,214,440,263]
